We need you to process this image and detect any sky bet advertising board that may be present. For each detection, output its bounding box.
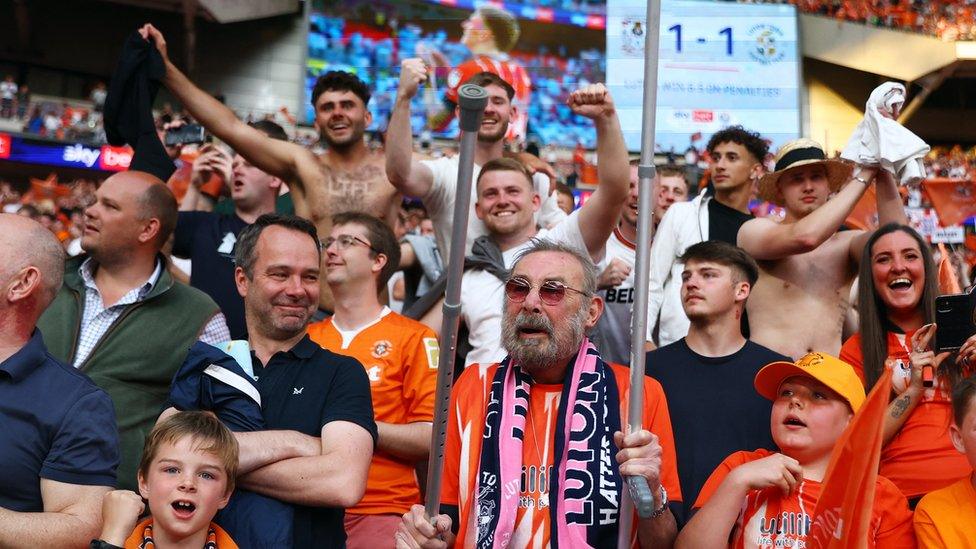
[0,133,132,172]
[606,0,801,152]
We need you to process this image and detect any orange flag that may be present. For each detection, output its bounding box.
[937,242,962,294]
[923,178,976,227]
[807,368,893,549]
[844,184,878,231]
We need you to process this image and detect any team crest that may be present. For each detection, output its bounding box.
[371,340,393,359]
[748,23,785,65]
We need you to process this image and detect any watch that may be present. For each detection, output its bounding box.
[650,485,669,519]
[90,540,124,549]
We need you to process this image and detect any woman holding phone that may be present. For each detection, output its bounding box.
[841,223,976,505]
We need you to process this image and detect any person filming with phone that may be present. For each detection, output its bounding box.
[840,223,976,506]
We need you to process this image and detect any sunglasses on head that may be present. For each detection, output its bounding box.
[504,276,589,306]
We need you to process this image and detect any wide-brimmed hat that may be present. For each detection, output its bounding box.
[758,139,854,205]
[754,352,866,413]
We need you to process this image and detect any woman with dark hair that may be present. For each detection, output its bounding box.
[841,222,975,504]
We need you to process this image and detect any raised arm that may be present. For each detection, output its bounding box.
[738,167,877,261]
[849,168,909,261]
[569,84,630,258]
[140,24,317,189]
[238,420,373,507]
[0,481,111,549]
[386,58,435,198]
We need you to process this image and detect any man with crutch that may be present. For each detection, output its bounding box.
[394,79,681,549]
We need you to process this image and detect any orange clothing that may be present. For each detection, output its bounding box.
[914,475,976,548]
[841,331,970,497]
[308,309,439,515]
[694,449,916,548]
[124,517,238,548]
[444,54,531,141]
[442,361,682,548]
[166,151,225,204]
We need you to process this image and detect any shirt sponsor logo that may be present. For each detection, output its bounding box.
[423,337,439,369]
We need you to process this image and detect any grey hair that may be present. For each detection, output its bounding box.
[510,238,599,295]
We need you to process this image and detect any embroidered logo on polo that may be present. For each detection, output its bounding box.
[371,340,393,359]
[293,387,303,395]
[217,232,236,257]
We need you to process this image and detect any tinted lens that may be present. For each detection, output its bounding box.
[538,282,567,305]
[505,278,531,302]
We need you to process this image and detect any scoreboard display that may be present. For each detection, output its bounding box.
[607,0,801,152]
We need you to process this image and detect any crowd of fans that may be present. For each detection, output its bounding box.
[790,0,976,41]
[6,7,976,549]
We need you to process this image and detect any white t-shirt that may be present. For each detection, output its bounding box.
[460,209,593,366]
[593,228,636,365]
[420,156,567,263]
[0,81,17,100]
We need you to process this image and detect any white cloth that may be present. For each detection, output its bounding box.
[592,229,636,365]
[645,188,710,347]
[420,156,567,263]
[841,82,930,186]
[460,209,593,366]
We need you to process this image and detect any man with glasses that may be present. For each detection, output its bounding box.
[459,83,630,366]
[307,212,439,548]
[396,239,681,548]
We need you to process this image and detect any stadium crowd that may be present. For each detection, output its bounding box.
[6,5,976,549]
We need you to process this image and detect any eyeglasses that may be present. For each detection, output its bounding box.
[322,234,376,252]
[504,276,589,306]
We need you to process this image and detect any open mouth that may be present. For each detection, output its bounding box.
[171,500,196,518]
[783,416,807,428]
[518,326,549,337]
[888,278,913,290]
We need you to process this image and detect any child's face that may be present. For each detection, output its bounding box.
[137,437,231,542]
[950,397,976,470]
[770,376,853,464]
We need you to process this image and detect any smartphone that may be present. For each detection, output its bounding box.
[935,291,976,353]
[164,124,206,146]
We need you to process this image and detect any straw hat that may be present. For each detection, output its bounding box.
[758,138,854,205]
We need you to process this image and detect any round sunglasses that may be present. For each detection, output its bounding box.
[504,276,590,306]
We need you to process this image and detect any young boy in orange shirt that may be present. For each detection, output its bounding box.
[90,412,239,549]
[676,352,915,548]
[914,374,976,547]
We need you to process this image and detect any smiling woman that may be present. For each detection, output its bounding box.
[840,223,974,504]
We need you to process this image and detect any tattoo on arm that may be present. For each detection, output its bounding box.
[891,394,912,419]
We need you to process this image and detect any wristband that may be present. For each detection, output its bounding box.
[649,485,669,519]
[852,173,870,185]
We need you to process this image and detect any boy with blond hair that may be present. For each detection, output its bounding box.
[677,352,915,548]
[91,412,239,549]
[914,374,976,547]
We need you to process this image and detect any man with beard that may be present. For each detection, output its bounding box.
[387,64,565,263]
[396,240,681,548]
[228,214,377,548]
[644,126,768,350]
[737,139,907,359]
[140,24,400,312]
[593,163,690,365]
[457,84,630,366]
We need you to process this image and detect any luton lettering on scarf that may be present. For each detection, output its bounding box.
[808,369,893,548]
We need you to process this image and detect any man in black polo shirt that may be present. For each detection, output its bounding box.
[172,120,289,339]
[0,214,119,547]
[230,213,376,548]
[646,241,787,524]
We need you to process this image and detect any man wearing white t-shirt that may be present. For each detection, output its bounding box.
[460,84,629,366]
[386,62,565,263]
[594,164,690,365]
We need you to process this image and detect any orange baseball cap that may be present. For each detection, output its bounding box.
[754,352,866,413]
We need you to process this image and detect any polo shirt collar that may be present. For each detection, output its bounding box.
[290,334,318,359]
[0,330,47,382]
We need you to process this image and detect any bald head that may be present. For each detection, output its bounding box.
[83,171,177,259]
[0,214,65,313]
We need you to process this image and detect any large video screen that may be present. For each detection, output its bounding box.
[607,0,801,152]
[305,0,605,148]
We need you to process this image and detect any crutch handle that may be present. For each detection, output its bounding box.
[626,476,656,519]
[457,84,489,131]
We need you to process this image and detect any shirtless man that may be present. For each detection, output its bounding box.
[737,138,907,359]
[140,24,399,312]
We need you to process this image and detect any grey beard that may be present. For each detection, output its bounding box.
[502,308,586,370]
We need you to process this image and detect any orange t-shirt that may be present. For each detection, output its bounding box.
[694,449,916,548]
[124,518,238,548]
[841,331,971,497]
[441,361,682,548]
[914,475,976,548]
[308,309,439,515]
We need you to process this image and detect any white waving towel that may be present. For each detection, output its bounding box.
[841,82,930,185]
